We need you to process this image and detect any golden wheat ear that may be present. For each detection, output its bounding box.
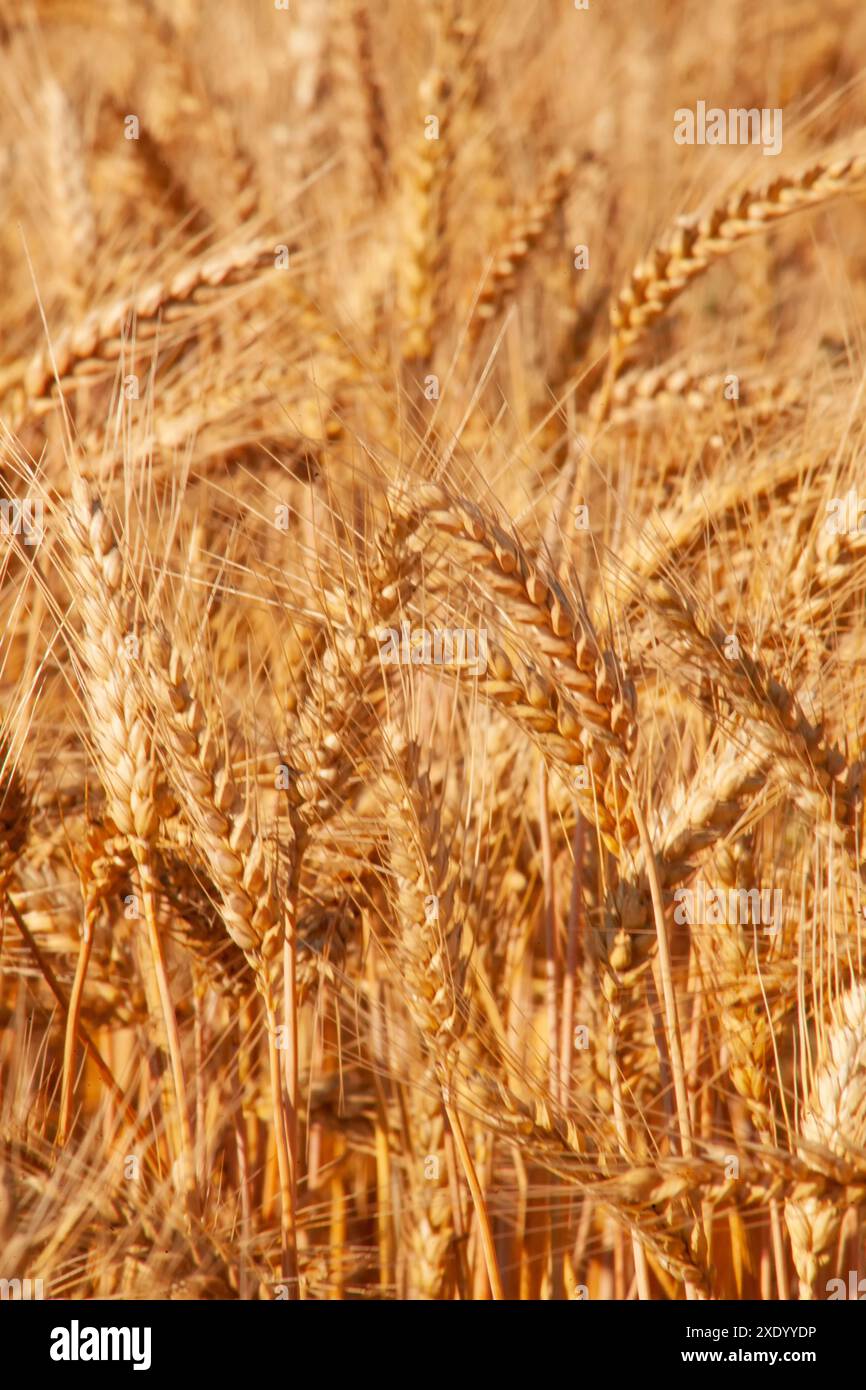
[786,985,866,1299]
[59,479,196,1199]
[607,152,866,366]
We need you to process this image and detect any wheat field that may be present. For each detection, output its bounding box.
[1,0,866,1303]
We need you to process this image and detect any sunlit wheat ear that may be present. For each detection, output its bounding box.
[380,737,464,1299]
[402,1061,459,1299]
[608,737,770,958]
[380,739,704,1293]
[142,627,282,967]
[140,623,300,1289]
[398,49,455,367]
[382,737,467,1062]
[63,478,194,1193]
[606,151,866,371]
[610,449,817,620]
[22,237,284,405]
[647,581,860,836]
[414,481,638,855]
[286,482,425,831]
[785,984,866,1298]
[601,361,812,429]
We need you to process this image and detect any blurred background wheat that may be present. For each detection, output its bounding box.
[2,0,866,1300]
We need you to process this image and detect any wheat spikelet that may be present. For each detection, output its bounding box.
[62,476,194,1186]
[23,238,286,402]
[42,79,96,299]
[612,450,818,616]
[382,738,468,1060]
[141,625,284,974]
[647,579,860,855]
[403,1063,459,1299]
[398,39,455,365]
[330,2,390,202]
[785,984,866,1297]
[469,152,575,341]
[379,738,469,1295]
[601,362,816,428]
[65,480,159,853]
[140,617,303,1286]
[415,481,638,855]
[609,152,866,364]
